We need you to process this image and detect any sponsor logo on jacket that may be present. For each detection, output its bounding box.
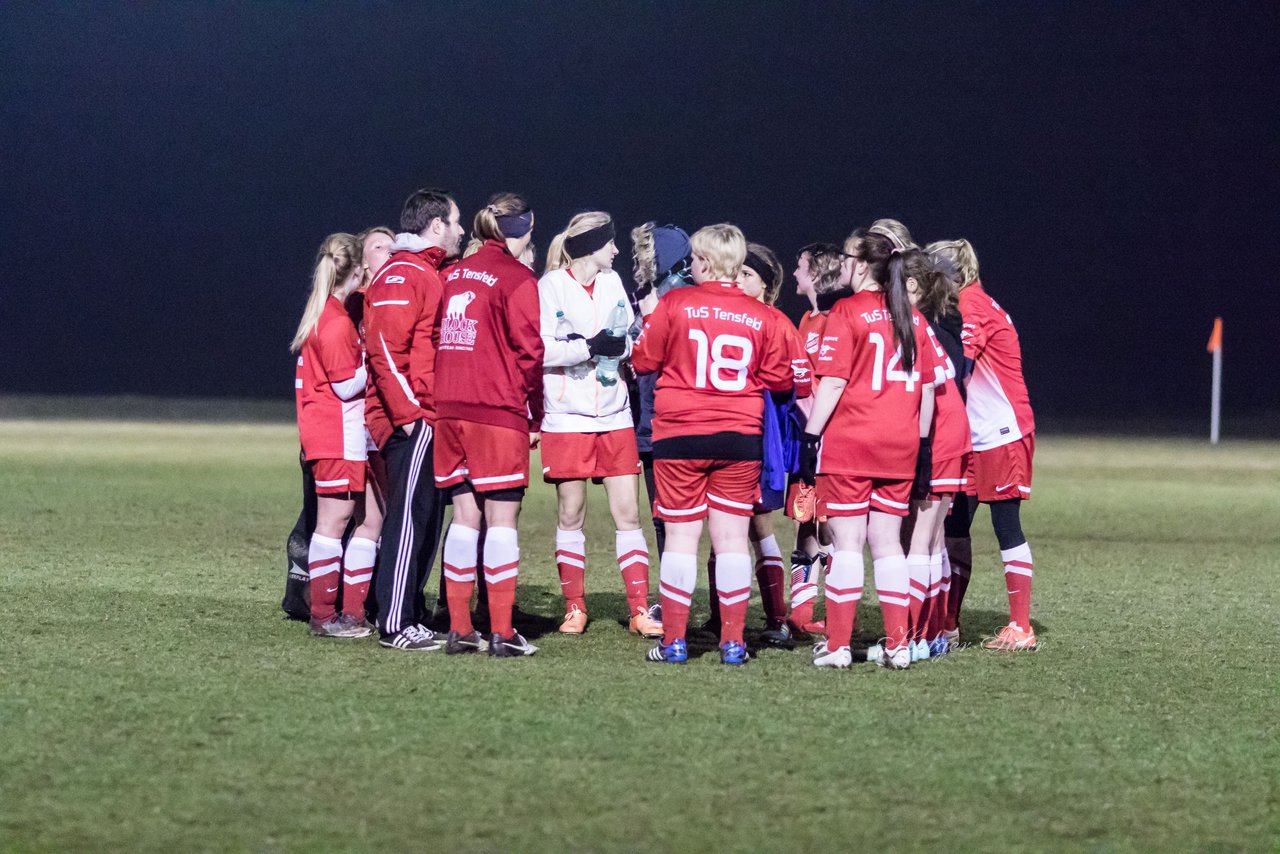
[440,291,478,348]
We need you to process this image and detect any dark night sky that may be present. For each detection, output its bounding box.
[3,2,1277,428]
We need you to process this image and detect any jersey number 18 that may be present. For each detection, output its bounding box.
[688,330,753,392]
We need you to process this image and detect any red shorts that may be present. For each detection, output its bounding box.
[816,474,913,517]
[311,458,366,495]
[966,434,1034,502]
[929,453,970,498]
[433,418,529,492]
[541,428,642,481]
[653,458,761,522]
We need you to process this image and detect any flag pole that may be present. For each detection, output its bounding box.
[1207,318,1222,445]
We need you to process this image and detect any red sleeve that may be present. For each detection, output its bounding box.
[785,321,812,398]
[364,274,424,426]
[507,275,546,427]
[630,300,670,376]
[317,313,360,383]
[757,315,796,393]
[816,308,854,380]
[959,291,987,363]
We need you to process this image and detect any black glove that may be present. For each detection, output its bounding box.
[586,329,626,358]
[565,333,585,342]
[911,437,933,501]
[798,432,821,486]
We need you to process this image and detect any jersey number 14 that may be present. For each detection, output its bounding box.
[868,331,918,392]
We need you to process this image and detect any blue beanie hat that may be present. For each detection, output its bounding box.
[651,225,691,275]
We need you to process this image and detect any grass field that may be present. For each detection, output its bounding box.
[1,420,1278,852]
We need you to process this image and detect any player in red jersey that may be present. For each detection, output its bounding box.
[433,193,545,658]
[886,248,972,662]
[537,212,663,639]
[928,239,1038,651]
[291,233,381,639]
[800,228,945,670]
[365,188,466,652]
[281,225,397,623]
[778,241,852,640]
[632,224,795,665]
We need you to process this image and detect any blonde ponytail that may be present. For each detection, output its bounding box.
[291,233,360,353]
[631,222,657,289]
[545,211,613,273]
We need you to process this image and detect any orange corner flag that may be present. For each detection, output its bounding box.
[1207,317,1223,353]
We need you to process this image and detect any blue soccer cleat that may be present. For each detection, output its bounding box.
[646,638,688,664]
[719,640,749,666]
[928,635,951,658]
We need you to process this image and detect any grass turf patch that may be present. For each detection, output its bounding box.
[0,422,1277,851]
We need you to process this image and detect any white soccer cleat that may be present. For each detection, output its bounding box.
[875,645,911,670]
[865,643,883,663]
[813,642,852,669]
[911,639,931,661]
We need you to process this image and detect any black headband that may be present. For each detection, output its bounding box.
[563,221,615,258]
[495,210,533,238]
[743,250,774,285]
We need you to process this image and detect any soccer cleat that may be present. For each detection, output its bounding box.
[488,631,539,657]
[334,613,373,638]
[787,617,826,638]
[942,627,960,650]
[647,602,662,623]
[310,615,368,639]
[982,622,1038,651]
[928,635,951,658]
[812,641,852,669]
[875,645,911,669]
[911,639,931,661]
[445,629,485,655]
[628,607,663,639]
[645,638,688,664]
[759,621,794,648]
[379,624,443,651]
[719,640,749,665]
[865,643,883,662]
[559,604,588,635]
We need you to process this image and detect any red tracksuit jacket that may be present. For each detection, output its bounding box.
[433,240,545,433]
[363,246,447,436]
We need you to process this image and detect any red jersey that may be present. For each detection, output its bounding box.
[923,324,972,462]
[433,240,545,433]
[632,279,794,453]
[814,290,945,479]
[797,310,828,377]
[344,285,391,450]
[770,305,812,399]
[958,281,1035,450]
[295,296,366,461]
[364,245,447,430]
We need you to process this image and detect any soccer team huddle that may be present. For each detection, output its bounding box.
[290,186,1038,668]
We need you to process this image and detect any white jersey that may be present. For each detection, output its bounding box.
[537,268,634,433]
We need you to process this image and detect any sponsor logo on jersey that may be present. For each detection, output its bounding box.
[387,275,406,284]
[818,338,838,360]
[440,290,478,348]
[805,331,821,353]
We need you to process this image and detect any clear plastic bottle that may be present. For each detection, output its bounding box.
[595,300,629,387]
[556,310,590,379]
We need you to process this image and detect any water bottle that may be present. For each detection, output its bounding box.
[595,300,629,387]
[557,310,590,379]
[554,310,573,341]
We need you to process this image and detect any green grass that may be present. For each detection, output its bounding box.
[1,420,1278,852]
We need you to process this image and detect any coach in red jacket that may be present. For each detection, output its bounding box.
[363,188,465,651]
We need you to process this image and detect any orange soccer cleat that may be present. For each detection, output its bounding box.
[559,604,588,635]
[628,606,663,638]
[981,622,1038,651]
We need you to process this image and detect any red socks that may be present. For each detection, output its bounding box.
[483,526,520,638]
[714,552,751,645]
[754,535,786,626]
[555,527,586,613]
[658,551,697,645]
[874,555,911,652]
[906,553,929,642]
[823,550,864,650]
[307,533,343,622]
[340,536,376,619]
[615,528,651,614]
[442,524,480,635]
[1000,542,1034,630]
